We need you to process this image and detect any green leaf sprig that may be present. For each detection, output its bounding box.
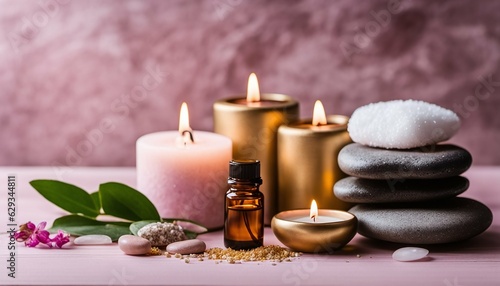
[30,180,207,241]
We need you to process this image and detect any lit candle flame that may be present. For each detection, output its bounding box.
[312,100,327,126]
[178,102,194,144]
[246,73,260,102]
[310,199,318,222]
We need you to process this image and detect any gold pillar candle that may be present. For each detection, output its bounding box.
[271,200,357,253]
[213,74,299,224]
[278,100,352,212]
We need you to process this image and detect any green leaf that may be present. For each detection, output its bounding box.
[129,220,158,236]
[99,182,161,221]
[162,218,208,234]
[90,191,101,211]
[51,215,131,241]
[184,230,198,239]
[30,180,99,217]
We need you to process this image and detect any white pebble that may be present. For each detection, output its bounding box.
[348,100,460,149]
[392,247,429,262]
[74,235,112,245]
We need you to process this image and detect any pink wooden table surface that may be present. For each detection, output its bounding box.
[0,166,499,286]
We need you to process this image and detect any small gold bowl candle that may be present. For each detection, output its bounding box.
[271,200,357,253]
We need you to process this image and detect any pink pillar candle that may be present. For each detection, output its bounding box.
[136,104,232,229]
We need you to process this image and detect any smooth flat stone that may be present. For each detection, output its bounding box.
[392,247,429,262]
[334,176,469,203]
[349,197,493,244]
[348,100,460,149]
[338,143,472,179]
[118,235,151,255]
[138,222,187,246]
[74,234,112,245]
[166,239,206,254]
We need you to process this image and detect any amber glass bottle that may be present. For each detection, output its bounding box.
[224,159,264,250]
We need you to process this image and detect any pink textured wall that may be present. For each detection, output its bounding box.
[1,0,499,167]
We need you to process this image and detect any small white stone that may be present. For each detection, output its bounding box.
[74,234,112,245]
[392,247,429,262]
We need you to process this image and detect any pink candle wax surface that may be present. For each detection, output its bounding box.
[136,131,232,229]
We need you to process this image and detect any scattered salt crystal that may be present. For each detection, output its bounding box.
[392,247,429,262]
[348,100,460,149]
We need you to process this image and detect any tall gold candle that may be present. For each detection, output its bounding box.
[278,100,352,211]
[213,73,299,224]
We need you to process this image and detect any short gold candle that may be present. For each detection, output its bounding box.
[278,113,352,212]
[214,93,299,224]
[271,209,357,253]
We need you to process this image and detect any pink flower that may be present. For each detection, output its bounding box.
[15,221,70,248]
[14,221,36,241]
[51,230,70,248]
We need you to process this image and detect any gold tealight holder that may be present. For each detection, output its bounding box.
[271,208,357,253]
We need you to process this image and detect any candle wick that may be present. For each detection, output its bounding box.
[181,130,195,144]
[311,215,316,222]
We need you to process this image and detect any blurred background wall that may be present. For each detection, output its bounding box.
[1,0,499,167]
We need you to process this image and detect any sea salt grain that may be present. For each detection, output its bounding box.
[392,247,429,262]
[348,100,460,149]
[137,222,187,246]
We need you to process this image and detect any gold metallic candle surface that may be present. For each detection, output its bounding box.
[213,94,299,224]
[271,209,357,253]
[277,115,352,212]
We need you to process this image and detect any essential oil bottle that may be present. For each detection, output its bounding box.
[224,159,264,250]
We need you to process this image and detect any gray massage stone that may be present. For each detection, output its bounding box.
[338,143,472,179]
[349,197,493,244]
[334,176,469,203]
